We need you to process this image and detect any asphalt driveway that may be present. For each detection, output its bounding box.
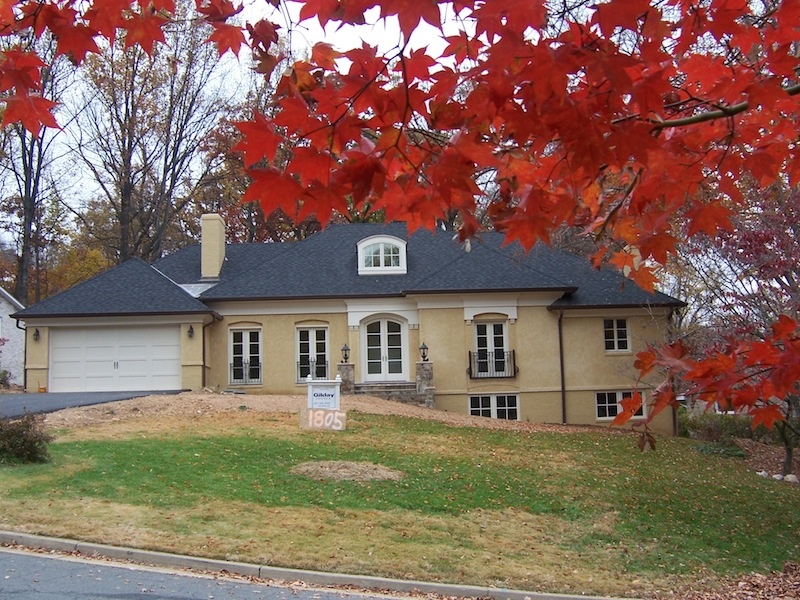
[0,391,181,418]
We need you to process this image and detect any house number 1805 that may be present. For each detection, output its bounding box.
[306,409,346,431]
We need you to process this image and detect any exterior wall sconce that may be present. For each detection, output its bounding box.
[341,344,350,363]
[419,343,429,361]
[188,325,194,338]
[33,328,40,341]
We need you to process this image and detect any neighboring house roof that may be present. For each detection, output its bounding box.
[13,257,213,319]
[14,223,684,319]
[0,287,24,312]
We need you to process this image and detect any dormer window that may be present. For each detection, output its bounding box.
[357,235,407,275]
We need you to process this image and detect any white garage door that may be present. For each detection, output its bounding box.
[50,326,182,392]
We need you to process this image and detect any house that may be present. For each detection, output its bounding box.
[13,215,684,433]
[0,287,25,388]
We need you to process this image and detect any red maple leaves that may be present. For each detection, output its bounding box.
[2,0,800,428]
[1,1,250,134]
[626,315,800,432]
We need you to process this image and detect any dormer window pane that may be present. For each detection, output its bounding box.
[385,244,400,266]
[365,244,382,267]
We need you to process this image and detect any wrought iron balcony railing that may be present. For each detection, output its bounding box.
[467,350,518,379]
[230,361,262,384]
[297,360,329,381]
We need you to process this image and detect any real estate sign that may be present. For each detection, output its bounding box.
[303,375,346,430]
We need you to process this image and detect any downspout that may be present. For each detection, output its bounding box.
[558,309,567,425]
[668,308,679,437]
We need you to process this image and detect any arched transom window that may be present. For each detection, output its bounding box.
[357,235,407,275]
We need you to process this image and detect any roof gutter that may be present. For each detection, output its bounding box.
[11,310,215,319]
[548,301,686,311]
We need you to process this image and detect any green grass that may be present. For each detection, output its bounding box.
[1,412,798,596]
[6,418,576,515]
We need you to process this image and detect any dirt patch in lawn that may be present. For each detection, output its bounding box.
[291,460,404,481]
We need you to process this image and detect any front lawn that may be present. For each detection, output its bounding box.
[0,410,797,597]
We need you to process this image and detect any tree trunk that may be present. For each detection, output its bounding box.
[13,224,31,305]
[12,130,40,306]
[783,442,794,477]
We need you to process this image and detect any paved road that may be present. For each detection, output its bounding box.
[0,532,615,600]
[0,391,181,418]
[0,547,382,600]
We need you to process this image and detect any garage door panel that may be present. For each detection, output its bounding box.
[50,326,182,392]
[84,373,117,392]
[118,358,148,377]
[117,345,147,359]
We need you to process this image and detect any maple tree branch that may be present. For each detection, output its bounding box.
[591,166,642,241]
[649,82,800,130]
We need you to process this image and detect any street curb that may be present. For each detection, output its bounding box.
[0,530,627,600]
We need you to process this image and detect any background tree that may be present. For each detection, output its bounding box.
[0,33,73,304]
[193,36,329,244]
[68,0,232,263]
[660,181,800,471]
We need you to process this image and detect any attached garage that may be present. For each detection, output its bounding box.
[12,258,213,394]
[49,325,182,392]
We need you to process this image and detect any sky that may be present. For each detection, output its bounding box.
[242,0,453,58]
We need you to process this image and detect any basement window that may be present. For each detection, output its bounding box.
[469,394,519,420]
[595,390,644,420]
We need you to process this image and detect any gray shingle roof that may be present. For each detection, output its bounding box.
[194,223,576,300]
[524,244,684,309]
[13,257,212,318]
[16,223,684,318]
[188,223,681,308]
[153,242,291,284]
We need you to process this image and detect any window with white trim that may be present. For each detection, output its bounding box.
[297,326,328,381]
[357,235,407,275]
[230,329,261,384]
[603,318,629,351]
[469,394,519,420]
[595,390,644,420]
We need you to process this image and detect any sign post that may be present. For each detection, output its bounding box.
[302,374,347,430]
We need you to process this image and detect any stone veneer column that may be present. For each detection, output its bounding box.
[337,362,354,394]
[415,361,435,408]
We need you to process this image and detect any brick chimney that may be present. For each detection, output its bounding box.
[201,214,226,280]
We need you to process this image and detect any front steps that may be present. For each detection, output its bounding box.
[353,382,423,404]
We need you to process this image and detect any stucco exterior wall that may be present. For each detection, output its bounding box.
[417,307,467,393]
[432,306,674,434]
[0,296,25,387]
[182,322,205,390]
[206,311,350,394]
[24,325,48,392]
[10,290,664,431]
[435,390,565,423]
[560,310,674,435]
[203,300,676,435]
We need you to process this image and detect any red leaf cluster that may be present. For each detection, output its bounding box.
[627,316,800,431]
[2,0,800,411]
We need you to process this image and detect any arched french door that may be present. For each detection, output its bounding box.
[363,317,407,381]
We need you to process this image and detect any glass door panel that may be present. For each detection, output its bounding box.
[364,319,406,381]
